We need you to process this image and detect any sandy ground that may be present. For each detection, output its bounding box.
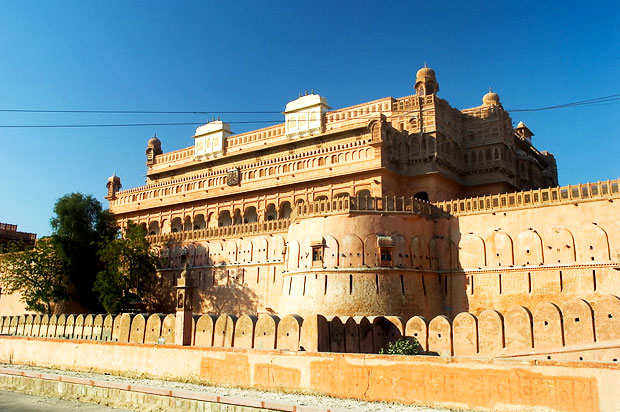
[0,362,466,412]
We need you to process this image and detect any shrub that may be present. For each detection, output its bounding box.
[379,338,420,355]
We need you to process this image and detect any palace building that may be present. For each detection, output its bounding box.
[106,66,618,320]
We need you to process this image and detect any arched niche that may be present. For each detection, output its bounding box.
[514,230,543,266]
[429,237,457,270]
[486,232,513,267]
[324,235,339,268]
[459,234,486,269]
[575,223,610,262]
[543,226,575,264]
[342,234,363,267]
[286,240,300,271]
[411,236,429,269]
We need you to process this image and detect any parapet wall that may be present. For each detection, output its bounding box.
[434,179,620,216]
[3,294,619,361]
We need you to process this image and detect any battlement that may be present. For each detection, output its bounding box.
[294,195,442,219]
[146,218,290,244]
[2,293,619,360]
[434,178,620,216]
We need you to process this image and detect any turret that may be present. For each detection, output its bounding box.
[105,173,121,200]
[146,135,163,166]
[515,121,534,142]
[414,64,440,96]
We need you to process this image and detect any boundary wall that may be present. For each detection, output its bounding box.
[2,294,619,360]
[0,336,618,412]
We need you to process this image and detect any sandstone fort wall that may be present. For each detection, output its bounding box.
[0,334,618,412]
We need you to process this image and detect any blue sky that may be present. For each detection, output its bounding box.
[1,1,619,236]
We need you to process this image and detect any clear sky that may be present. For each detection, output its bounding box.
[1,1,618,237]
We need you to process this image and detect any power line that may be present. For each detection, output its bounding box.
[0,109,282,114]
[0,93,617,130]
[0,120,283,129]
[507,93,620,112]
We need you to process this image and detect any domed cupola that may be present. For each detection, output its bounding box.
[482,88,501,107]
[105,173,122,200]
[414,63,440,96]
[146,135,163,166]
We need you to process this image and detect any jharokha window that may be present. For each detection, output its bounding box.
[312,245,324,267]
[379,247,393,266]
[377,236,394,266]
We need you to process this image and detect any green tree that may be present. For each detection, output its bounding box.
[0,238,68,314]
[51,193,117,311]
[94,223,160,313]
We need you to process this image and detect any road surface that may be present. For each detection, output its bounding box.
[0,389,134,411]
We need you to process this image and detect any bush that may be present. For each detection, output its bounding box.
[379,338,420,355]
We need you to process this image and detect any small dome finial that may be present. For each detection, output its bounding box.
[482,89,501,106]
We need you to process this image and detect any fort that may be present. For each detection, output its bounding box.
[0,66,619,411]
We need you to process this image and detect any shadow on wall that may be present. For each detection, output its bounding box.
[195,266,259,316]
[144,274,176,313]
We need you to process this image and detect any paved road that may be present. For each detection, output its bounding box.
[0,390,134,411]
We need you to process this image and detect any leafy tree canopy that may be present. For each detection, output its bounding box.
[50,193,117,311]
[0,238,68,314]
[94,222,160,313]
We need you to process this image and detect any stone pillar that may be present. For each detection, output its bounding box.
[174,248,196,346]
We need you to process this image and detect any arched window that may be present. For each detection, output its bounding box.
[193,214,206,230]
[279,201,292,219]
[218,210,232,227]
[265,203,277,221]
[148,221,160,236]
[244,206,257,223]
[171,217,183,233]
